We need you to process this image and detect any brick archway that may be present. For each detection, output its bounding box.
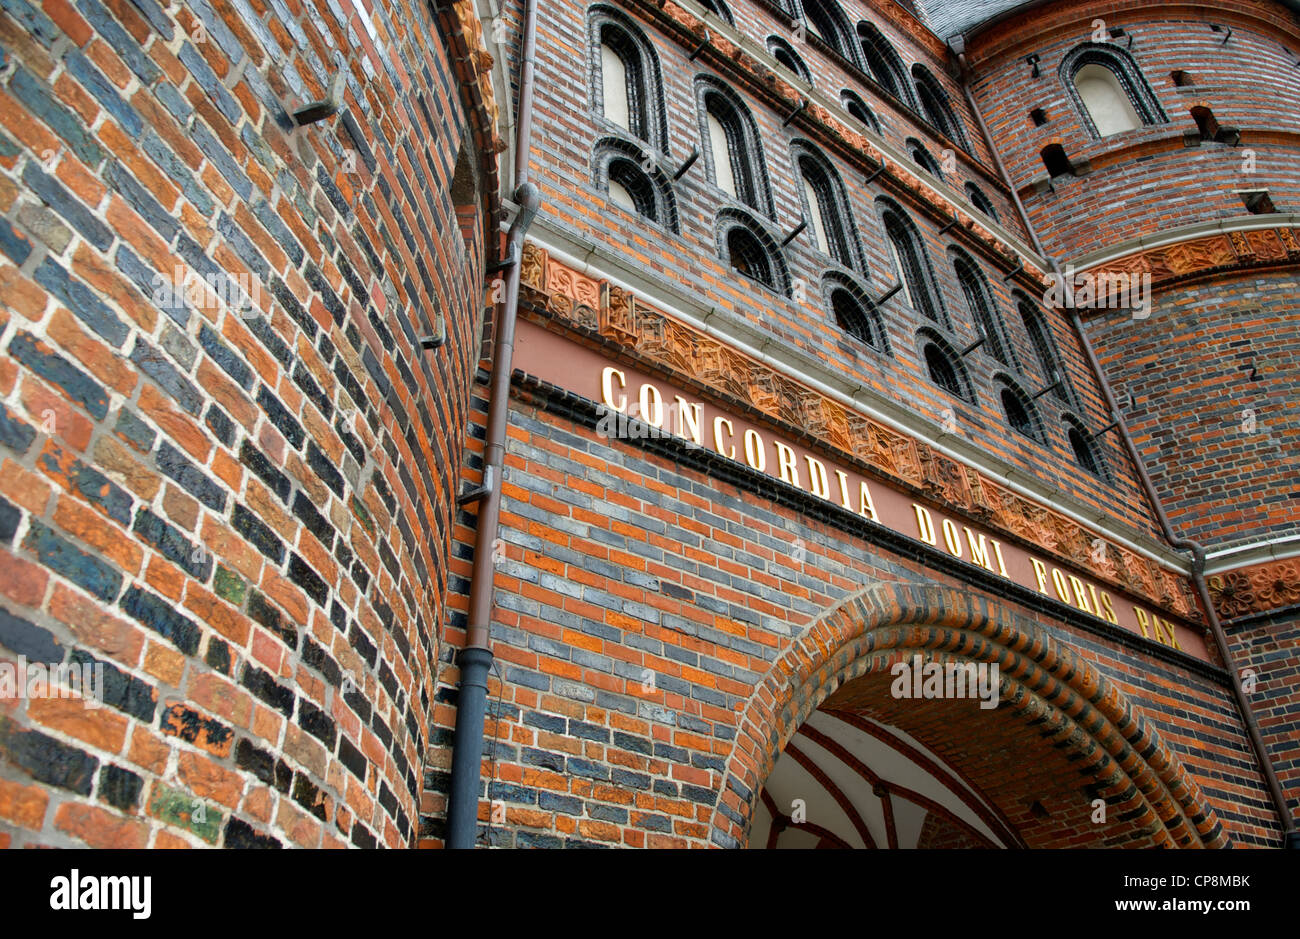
[709,582,1228,849]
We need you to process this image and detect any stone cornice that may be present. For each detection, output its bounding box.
[519,240,1204,624]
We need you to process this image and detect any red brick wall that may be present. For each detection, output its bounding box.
[0,0,493,846]
[426,394,1280,847]
[1229,610,1300,817]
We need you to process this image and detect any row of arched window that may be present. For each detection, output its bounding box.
[590,6,1107,476]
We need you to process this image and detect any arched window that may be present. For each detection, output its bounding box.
[826,275,886,351]
[792,142,862,270]
[593,138,679,231]
[841,90,880,132]
[920,332,972,402]
[801,0,857,66]
[912,64,969,149]
[697,79,773,216]
[1061,44,1165,138]
[997,378,1039,441]
[965,183,998,221]
[767,36,810,82]
[591,8,667,153]
[1017,295,1069,404]
[1065,417,1106,478]
[697,0,733,25]
[857,23,913,109]
[907,138,943,179]
[718,210,789,295]
[880,201,945,325]
[952,251,1013,366]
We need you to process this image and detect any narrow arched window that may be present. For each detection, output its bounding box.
[698,80,772,216]
[998,381,1039,441]
[793,144,861,270]
[923,341,967,400]
[697,0,733,25]
[718,211,788,295]
[1018,296,1069,404]
[953,253,1012,366]
[1066,421,1104,477]
[908,139,943,179]
[881,203,944,324]
[841,90,879,132]
[768,36,810,82]
[1061,44,1165,139]
[857,23,913,108]
[802,0,856,65]
[965,183,998,221]
[593,138,679,231]
[827,277,885,350]
[591,8,667,153]
[913,65,969,150]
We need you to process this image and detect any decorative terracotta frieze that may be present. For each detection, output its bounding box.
[519,242,1202,623]
[1209,557,1300,621]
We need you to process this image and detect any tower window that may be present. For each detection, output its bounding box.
[954,253,1012,366]
[1041,144,1073,178]
[908,139,943,179]
[882,203,944,325]
[794,145,861,270]
[696,0,733,24]
[1061,44,1166,138]
[1240,190,1277,214]
[593,138,679,231]
[1171,70,1195,87]
[841,90,880,132]
[1190,106,1219,141]
[913,64,969,150]
[857,22,914,109]
[1067,423,1104,477]
[924,342,965,399]
[590,9,667,153]
[718,211,788,295]
[803,0,856,66]
[965,183,999,221]
[1031,107,1049,126]
[698,80,773,216]
[828,278,885,350]
[1018,297,1070,404]
[768,36,810,82]
[1000,385,1038,440]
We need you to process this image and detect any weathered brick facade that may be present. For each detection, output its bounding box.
[0,0,1296,851]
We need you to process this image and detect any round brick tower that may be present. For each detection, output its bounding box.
[0,0,501,846]
[951,0,1300,817]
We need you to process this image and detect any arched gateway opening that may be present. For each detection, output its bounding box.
[711,583,1227,849]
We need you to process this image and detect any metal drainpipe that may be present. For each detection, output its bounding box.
[445,0,542,850]
[955,47,1298,847]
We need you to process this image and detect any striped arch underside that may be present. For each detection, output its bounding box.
[709,582,1228,849]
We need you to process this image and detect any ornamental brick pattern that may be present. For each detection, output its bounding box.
[0,0,499,846]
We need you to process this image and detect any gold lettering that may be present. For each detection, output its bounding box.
[1133,607,1150,639]
[1067,574,1094,614]
[639,383,663,428]
[1030,558,1050,594]
[775,442,800,487]
[674,397,702,446]
[1160,617,1182,651]
[805,456,830,500]
[942,519,963,558]
[913,504,936,545]
[991,540,1009,577]
[1051,568,1071,604]
[834,470,853,511]
[859,482,879,522]
[1099,591,1117,624]
[713,417,735,459]
[744,430,766,472]
[601,367,627,412]
[964,528,994,572]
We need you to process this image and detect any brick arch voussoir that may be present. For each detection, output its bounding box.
[709,581,1228,849]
